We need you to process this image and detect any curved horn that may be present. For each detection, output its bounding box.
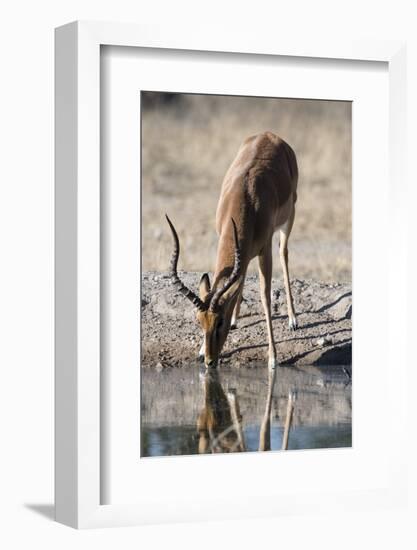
[209,218,241,312]
[165,214,207,311]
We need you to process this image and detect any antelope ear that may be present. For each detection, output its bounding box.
[199,273,211,300]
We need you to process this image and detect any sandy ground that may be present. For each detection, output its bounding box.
[141,272,352,368]
[141,93,351,282]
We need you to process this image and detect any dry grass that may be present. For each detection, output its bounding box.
[141,92,351,282]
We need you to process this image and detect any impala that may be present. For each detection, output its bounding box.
[166,131,298,369]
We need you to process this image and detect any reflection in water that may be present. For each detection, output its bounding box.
[258,367,276,451]
[197,369,246,453]
[141,364,351,458]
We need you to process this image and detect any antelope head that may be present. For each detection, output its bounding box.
[165,214,241,368]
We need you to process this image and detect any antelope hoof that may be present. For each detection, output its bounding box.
[230,322,237,330]
[268,357,278,370]
[197,353,205,363]
[288,316,298,331]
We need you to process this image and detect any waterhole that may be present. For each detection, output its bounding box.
[141,364,351,457]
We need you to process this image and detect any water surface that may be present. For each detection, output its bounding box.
[141,364,351,457]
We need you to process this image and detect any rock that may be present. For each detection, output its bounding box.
[316,335,332,347]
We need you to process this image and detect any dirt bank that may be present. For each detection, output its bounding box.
[141,272,352,368]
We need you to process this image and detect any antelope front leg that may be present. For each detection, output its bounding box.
[258,243,277,369]
[198,335,205,362]
[230,268,247,329]
[279,211,297,330]
[231,285,243,329]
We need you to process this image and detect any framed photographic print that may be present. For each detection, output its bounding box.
[55,21,407,528]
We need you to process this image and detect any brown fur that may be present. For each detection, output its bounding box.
[197,131,298,368]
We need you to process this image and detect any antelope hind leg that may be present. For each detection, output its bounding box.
[279,212,297,331]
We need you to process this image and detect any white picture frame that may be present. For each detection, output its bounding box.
[55,21,407,529]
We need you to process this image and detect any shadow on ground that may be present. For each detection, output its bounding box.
[24,504,54,521]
